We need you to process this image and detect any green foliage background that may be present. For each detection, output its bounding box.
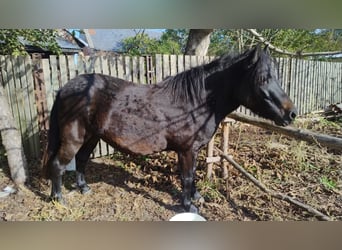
[121,29,342,56]
[0,29,61,55]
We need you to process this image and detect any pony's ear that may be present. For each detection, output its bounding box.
[251,44,262,64]
[263,44,270,54]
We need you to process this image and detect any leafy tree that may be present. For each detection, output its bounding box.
[260,29,342,54]
[0,29,60,55]
[117,29,342,57]
[120,29,187,56]
[161,29,188,52]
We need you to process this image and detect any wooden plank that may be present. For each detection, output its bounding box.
[23,56,40,158]
[0,56,14,114]
[124,56,131,81]
[59,55,68,87]
[155,54,162,83]
[162,54,170,79]
[117,56,124,79]
[203,55,210,64]
[299,59,306,114]
[206,136,215,179]
[84,56,95,73]
[50,55,59,89]
[313,60,320,110]
[67,55,76,79]
[93,56,102,74]
[93,55,107,157]
[6,56,20,124]
[101,55,110,75]
[170,55,177,76]
[197,55,204,66]
[108,56,117,77]
[145,56,154,84]
[42,58,54,112]
[291,58,299,113]
[77,54,85,75]
[308,60,315,112]
[139,56,146,84]
[18,56,33,156]
[11,57,27,148]
[184,55,191,71]
[177,54,184,73]
[316,60,323,109]
[206,156,221,164]
[338,63,342,102]
[132,56,138,83]
[190,55,197,67]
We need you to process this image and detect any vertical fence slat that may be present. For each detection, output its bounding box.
[0,56,15,115]
[139,56,146,84]
[155,54,162,82]
[23,56,40,158]
[162,54,170,79]
[67,55,76,79]
[177,55,184,73]
[18,56,35,157]
[132,56,138,83]
[124,56,132,81]
[109,56,117,77]
[184,55,190,71]
[59,55,68,86]
[12,57,26,144]
[117,56,124,79]
[170,55,177,76]
[101,55,110,75]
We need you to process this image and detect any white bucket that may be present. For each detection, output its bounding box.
[169,212,206,221]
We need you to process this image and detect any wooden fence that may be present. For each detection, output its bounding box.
[1,54,342,159]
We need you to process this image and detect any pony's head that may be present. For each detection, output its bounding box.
[237,45,297,126]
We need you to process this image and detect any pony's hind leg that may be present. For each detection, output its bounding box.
[75,136,99,194]
[50,122,86,203]
[50,144,82,203]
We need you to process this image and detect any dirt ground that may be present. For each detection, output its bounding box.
[0,116,341,221]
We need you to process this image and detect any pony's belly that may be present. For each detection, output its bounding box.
[105,132,168,155]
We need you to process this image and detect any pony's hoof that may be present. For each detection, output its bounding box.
[192,191,204,203]
[189,204,199,214]
[79,184,91,194]
[50,196,66,206]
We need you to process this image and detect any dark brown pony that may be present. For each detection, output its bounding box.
[42,45,297,213]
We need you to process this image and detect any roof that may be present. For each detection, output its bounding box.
[22,35,82,54]
[78,29,163,52]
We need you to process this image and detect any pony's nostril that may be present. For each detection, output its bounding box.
[289,110,297,120]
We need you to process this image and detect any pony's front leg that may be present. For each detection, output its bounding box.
[178,150,199,213]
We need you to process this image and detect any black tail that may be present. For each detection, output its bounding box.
[42,92,61,179]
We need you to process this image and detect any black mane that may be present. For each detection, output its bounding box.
[158,48,256,104]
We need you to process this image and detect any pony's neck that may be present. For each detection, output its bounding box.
[204,67,242,123]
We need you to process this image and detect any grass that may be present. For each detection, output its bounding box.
[197,178,225,203]
[319,176,337,190]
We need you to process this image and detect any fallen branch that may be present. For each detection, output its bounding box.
[215,147,332,221]
[228,112,342,151]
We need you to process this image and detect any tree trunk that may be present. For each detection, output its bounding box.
[0,83,27,184]
[184,29,213,56]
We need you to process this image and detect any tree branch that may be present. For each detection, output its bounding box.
[246,29,342,57]
[215,147,333,221]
